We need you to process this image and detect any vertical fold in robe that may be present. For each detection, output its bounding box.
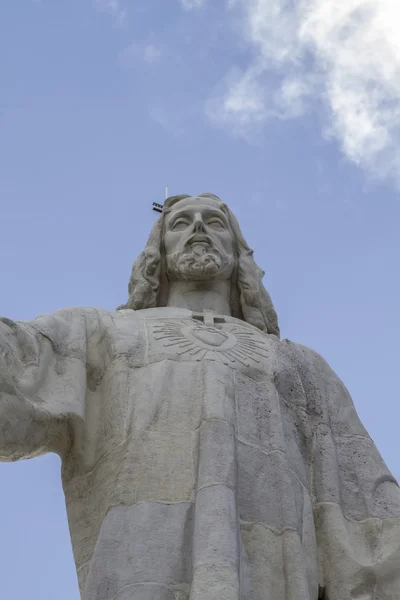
[190,361,240,600]
[288,341,400,599]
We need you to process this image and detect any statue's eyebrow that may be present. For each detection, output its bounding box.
[202,209,228,221]
[169,208,227,222]
[168,210,191,223]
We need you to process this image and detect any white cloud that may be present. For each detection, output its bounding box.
[143,44,162,63]
[119,43,163,65]
[94,0,126,25]
[179,0,206,10]
[209,0,400,179]
[149,104,186,137]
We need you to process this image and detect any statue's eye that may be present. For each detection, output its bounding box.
[172,219,190,230]
[207,219,225,229]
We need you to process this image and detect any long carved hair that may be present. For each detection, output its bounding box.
[118,193,280,337]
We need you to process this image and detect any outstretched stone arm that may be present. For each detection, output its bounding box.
[0,309,87,461]
[290,342,400,600]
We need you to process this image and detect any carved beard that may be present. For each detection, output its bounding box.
[166,242,234,281]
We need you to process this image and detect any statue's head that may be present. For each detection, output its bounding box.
[163,193,236,283]
[118,193,280,337]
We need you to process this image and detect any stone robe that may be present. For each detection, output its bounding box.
[1,306,400,600]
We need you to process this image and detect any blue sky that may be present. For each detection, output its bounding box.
[1,1,399,598]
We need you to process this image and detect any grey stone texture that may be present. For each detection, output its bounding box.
[1,307,399,599]
[1,193,399,599]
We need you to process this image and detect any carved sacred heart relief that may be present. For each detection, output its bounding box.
[191,327,228,347]
[152,318,269,367]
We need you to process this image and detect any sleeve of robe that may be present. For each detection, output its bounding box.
[289,341,400,600]
[0,308,88,461]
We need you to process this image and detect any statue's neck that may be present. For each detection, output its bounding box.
[166,280,232,317]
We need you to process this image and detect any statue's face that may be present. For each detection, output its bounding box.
[163,196,236,281]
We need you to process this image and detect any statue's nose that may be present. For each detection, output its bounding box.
[193,218,206,233]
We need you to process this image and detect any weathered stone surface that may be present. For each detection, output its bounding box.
[1,194,399,599]
[84,502,193,600]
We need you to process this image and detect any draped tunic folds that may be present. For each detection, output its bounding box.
[1,306,400,600]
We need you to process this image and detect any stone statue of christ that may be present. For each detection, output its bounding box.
[1,193,399,600]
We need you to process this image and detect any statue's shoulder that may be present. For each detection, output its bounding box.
[32,306,113,331]
[41,306,192,331]
[81,306,194,339]
[27,307,113,356]
[126,307,194,322]
[277,338,348,399]
[276,338,331,377]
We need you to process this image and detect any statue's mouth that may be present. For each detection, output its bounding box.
[190,242,211,256]
[188,235,211,249]
[191,241,209,249]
